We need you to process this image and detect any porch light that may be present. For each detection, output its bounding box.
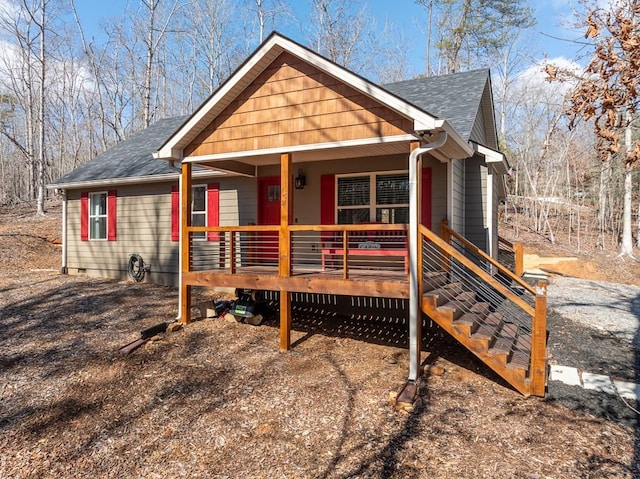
[295,168,306,189]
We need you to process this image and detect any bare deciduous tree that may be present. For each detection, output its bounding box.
[564,0,640,256]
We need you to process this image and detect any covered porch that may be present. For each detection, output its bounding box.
[177,142,429,351]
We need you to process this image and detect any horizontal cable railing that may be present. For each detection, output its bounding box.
[422,238,533,334]
[497,235,524,277]
[187,224,409,277]
[441,220,532,294]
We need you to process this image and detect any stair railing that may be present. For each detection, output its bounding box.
[497,235,524,277]
[420,223,547,397]
[441,220,531,295]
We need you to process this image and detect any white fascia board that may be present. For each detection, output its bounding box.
[181,134,417,163]
[472,142,508,174]
[47,170,227,191]
[441,121,474,158]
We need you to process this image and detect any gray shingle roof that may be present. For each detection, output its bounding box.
[383,69,490,141]
[52,116,187,186]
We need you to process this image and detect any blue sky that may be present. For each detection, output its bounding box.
[72,0,587,72]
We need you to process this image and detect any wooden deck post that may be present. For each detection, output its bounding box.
[440,219,451,272]
[180,162,193,324]
[530,280,548,397]
[279,153,292,351]
[514,242,524,277]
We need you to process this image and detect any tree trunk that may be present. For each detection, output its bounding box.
[36,0,46,216]
[598,155,611,249]
[620,115,634,256]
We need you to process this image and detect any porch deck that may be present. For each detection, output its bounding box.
[183,265,410,299]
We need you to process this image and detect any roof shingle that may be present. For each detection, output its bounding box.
[383,69,490,141]
[52,116,187,186]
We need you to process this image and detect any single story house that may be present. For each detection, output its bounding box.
[51,33,547,399]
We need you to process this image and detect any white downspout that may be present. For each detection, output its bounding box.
[60,189,68,274]
[408,131,448,381]
[176,161,184,321]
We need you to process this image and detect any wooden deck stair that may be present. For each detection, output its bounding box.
[421,272,535,396]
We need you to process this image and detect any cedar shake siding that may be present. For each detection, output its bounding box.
[184,53,414,157]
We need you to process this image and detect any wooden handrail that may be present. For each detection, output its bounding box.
[289,223,408,232]
[441,220,535,296]
[188,224,408,234]
[187,225,280,233]
[420,224,535,316]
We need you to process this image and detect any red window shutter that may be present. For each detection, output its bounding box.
[421,167,432,228]
[107,190,117,241]
[171,185,180,242]
[320,174,335,225]
[207,183,220,241]
[80,192,89,241]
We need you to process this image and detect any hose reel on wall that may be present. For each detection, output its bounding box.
[127,254,149,282]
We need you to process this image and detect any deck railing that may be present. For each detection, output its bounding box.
[186,223,409,278]
[425,222,546,396]
[497,235,524,277]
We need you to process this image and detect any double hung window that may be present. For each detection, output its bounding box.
[89,192,108,240]
[191,186,207,240]
[336,171,409,224]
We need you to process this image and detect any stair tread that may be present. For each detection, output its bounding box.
[515,334,532,350]
[439,291,476,310]
[454,312,481,326]
[470,302,490,315]
[501,322,518,336]
[424,282,463,297]
[472,322,501,340]
[424,282,464,307]
[489,335,514,354]
[423,271,449,292]
[507,350,530,370]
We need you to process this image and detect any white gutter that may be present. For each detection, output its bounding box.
[47,169,225,191]
[408,130,448,381]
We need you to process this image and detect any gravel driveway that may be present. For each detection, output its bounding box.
[545,275,640,427]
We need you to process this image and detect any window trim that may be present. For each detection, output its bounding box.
[191,185,207,241]
[335,169,409,224]
[88,191,108,241]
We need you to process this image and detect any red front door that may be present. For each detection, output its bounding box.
[257,176,281,263]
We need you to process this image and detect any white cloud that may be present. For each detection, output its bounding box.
[515,56,582,94]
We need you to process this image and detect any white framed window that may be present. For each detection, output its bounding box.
[192,185,207,240]
[336,170,409,224]
[89,192,108,240]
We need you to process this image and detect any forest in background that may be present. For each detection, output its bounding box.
[0,0,637,256]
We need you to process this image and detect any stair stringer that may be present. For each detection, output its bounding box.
[421,295,533,396]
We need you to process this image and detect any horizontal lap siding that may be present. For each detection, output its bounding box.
[425,156,447,229]
[66,183,179,286]
[464,156,488,252]
[66,178,257,287]
[451,159,465,234]
[185,52,413,157]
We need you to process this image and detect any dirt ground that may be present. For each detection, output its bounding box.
[0,200,638,478]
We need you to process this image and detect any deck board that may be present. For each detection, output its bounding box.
[184,265,410,298]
